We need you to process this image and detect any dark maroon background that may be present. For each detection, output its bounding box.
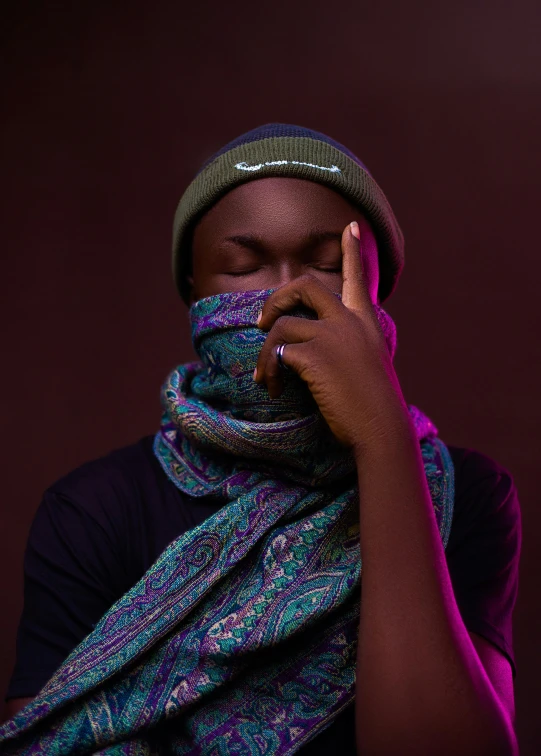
[1,0,540,750]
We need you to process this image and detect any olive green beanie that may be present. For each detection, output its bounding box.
[172,123,404,304]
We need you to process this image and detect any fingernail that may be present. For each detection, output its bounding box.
[350,221,360,240]
[256,311,262,325]
[253,367,258,381]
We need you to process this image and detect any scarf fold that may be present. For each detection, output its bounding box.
[0,289,455,756]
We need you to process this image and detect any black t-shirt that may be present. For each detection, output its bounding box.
[6,435,521,753]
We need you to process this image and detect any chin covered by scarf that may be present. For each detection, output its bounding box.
[0,289,455,755]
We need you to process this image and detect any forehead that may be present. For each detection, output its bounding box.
[195,177,362,234]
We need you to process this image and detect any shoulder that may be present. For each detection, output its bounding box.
[445,444,521,536]
[23,436,165,583]
[39,434,175,533]
[46,434,164,502]
[26,434,187,586]
[447,443,515,485]
[30,435,216,583]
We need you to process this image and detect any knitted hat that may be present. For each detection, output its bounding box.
[172,123,404,304]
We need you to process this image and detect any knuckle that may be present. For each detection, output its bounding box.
[302,272,324,290]
[270,319,283,339]
[260,297,276,320]
[280,314,296,328]
[268,366,282,384]
[267,300,280,318]
[271,316,289,338]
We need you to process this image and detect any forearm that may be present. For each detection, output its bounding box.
[353,416,518,756]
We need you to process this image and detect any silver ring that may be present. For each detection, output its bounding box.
[276,343,290,371]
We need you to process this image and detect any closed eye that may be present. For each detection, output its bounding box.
[225,265,342,276]
[311,266,342,273]
[225,269,260,277]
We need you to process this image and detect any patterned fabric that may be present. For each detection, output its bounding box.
[0,289,455,755]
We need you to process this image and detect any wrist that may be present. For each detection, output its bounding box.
[351,408,415,465]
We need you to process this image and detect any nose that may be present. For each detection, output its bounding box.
[273,260,309,289]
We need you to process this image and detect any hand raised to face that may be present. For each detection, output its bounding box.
[254,221,409,452]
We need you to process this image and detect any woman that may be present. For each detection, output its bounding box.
[2,123,521,754]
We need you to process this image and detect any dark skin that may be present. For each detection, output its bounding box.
[187,176,381,307]
[4,178,517,754]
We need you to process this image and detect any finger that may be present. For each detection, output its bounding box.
[254,315,318,398]
[257,274,341,332]
[340,221,372,313]
[264,344,288,400]
[260,342,312,399]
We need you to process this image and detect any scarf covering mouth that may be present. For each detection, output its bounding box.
[0,289,455,755]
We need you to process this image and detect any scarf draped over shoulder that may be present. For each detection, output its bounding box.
[0,289,455,755]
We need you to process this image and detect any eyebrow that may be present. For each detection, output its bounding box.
[220,228,344,252]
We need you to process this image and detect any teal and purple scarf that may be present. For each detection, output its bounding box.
[0,289,455,755]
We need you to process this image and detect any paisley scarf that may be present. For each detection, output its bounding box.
[0,289,455,755]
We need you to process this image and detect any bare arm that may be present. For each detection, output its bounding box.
[354,422,518,756]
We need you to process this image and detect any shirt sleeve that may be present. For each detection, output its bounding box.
[5,487,129,700]
[445,448,522,680]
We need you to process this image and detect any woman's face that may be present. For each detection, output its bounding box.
[186,177,380,306]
